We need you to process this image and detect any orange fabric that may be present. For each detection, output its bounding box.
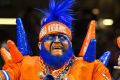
[39,21,72,41]
[20,56,43,80]
[69,57,94,80]
[0,71,5,80]
[2,61,22,80]
[93,60,112,80]
[79,20,96,56]
[0,48,12,63]
[1,56,111,80]
[7,40,23,63]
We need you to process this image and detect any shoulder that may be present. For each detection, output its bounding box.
[93,60,109,72]
[71,57,95,71]
[73,57,95,66]
[92,60,112,79]
[73,57,105,66]
[72,57,107,70]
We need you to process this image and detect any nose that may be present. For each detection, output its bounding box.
[54,36,60,42]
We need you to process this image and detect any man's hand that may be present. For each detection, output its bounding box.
[114,56,120,70]
[0,40,23,63]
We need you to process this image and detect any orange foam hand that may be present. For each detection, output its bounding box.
[7,40,23,63]
[0,48,12,63]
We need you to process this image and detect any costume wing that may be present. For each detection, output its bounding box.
[79,20,96,57]
[16,18,33,56]
[79,20,111,66]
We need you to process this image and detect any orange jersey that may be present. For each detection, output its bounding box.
[0,56,111,80]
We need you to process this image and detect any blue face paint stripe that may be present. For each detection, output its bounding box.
[43,34,71,44]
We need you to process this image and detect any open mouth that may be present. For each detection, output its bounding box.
[52,46,62,50]
[50,43,64,56]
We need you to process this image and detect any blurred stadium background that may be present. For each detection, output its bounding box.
[0,0,120,79]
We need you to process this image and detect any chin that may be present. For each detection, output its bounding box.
[51,51,63,56]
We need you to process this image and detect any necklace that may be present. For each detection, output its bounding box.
[45,58,74,80]
[57,60,73,80]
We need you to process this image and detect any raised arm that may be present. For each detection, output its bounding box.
[0,40,23,80]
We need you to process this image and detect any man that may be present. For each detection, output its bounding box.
[113,36,120,80]
[114,36,120,69]
[113,36,120,70]
[0,0,112,80]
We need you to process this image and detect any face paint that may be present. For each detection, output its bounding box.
[43,34,69,56]
[39,33,74,69]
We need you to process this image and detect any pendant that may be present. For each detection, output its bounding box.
[43,74,55,80]
[38,71,45,79]
[58,74,68,80]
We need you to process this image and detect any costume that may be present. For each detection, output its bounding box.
[0,0,112,80]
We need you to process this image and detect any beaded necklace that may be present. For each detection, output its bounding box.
[42,57,75,80]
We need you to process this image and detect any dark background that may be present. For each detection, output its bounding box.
[0,0,120,79]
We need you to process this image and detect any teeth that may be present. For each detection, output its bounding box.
[53,46,62,49]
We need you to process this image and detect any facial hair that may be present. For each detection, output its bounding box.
[39,42,74,69]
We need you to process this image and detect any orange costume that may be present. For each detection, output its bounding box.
[0,40,111,80]
[0,55,111,80]
[0,0,112,80]
[0,27,111,80]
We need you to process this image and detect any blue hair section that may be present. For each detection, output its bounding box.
[40,0,75,31]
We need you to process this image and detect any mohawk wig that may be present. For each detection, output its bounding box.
[40,0,75,31]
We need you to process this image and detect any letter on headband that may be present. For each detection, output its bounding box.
[39,21,72,41]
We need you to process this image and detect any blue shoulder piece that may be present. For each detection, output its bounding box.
[99,51,111,66]
[83,39,96,62]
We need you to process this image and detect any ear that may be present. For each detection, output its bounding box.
[38,42,41,50]
[70,42,72,47]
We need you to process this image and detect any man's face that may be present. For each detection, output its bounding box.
[39,34,71,56]
[117,36,120,48]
